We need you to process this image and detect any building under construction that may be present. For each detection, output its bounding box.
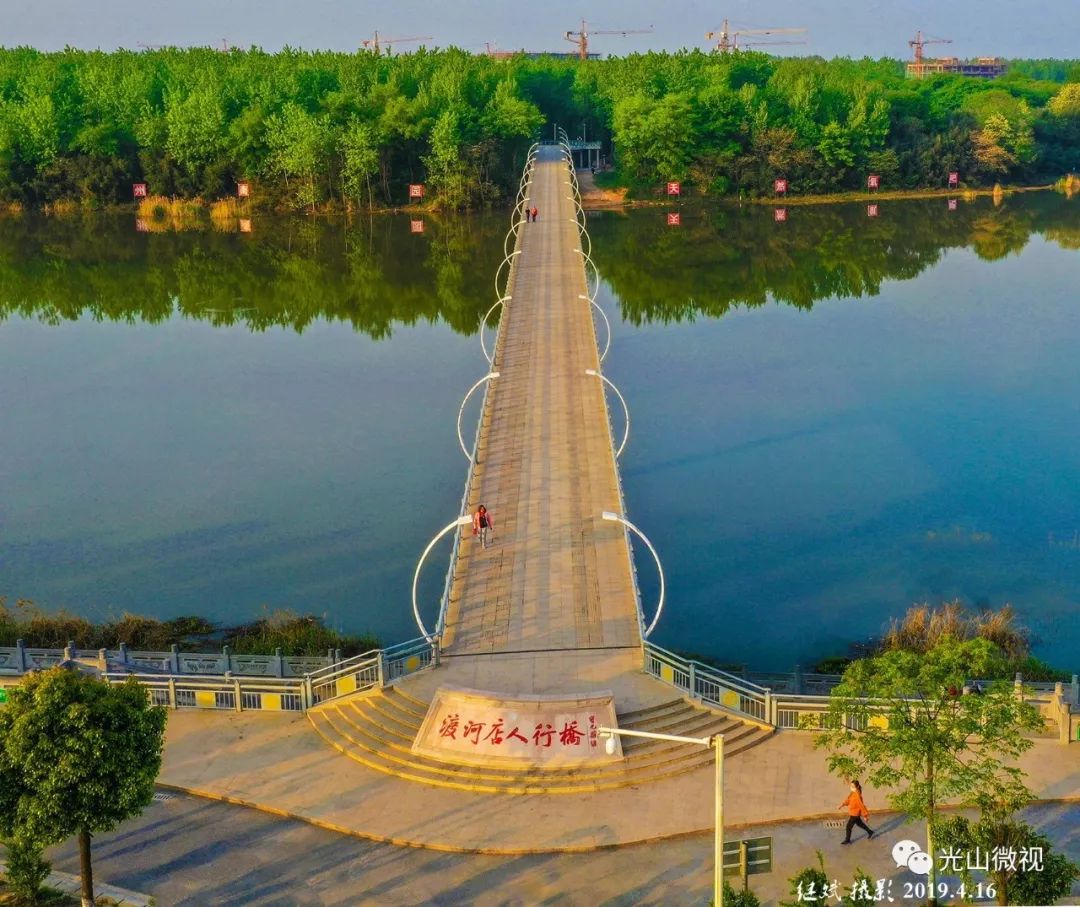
[905,30,1006,79]
[907,56,1007,79]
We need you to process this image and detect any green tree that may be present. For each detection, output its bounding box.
[814,638,1045,904]
[423,108,468,208]
[0,669,167,907]
[265,102,332,211]
[935,814,1079,906]
[1047,83,1080,117]
[340,119,381,211]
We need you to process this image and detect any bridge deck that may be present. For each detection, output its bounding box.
[440,148,641,656]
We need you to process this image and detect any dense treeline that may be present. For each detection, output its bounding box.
[0,46,1079,207]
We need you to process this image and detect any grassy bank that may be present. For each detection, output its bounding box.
[744,183,1052,206]
[0,598,378,657]
[811,603,1074,681]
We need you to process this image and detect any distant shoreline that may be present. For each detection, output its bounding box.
[579,181,1057,211]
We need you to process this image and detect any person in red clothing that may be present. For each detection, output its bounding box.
[839,780,875,844]
[473,504,494,549]
[531,205,538,222]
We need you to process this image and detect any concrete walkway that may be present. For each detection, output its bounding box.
[159,709,1080,854]
[442,146,640,656]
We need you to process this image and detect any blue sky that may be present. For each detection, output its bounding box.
[2,0,1076,59]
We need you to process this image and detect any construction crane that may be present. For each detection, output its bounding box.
[564,20,654,61]
[706,19,806,53]
[908,30,952,67]
[738,39,807,50]
[361,32,434,55]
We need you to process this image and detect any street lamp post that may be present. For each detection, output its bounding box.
[598,727,725,907]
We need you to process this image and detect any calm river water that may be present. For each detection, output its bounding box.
[1,193,1078,671]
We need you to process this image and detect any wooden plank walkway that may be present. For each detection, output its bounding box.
[440,147,641,656]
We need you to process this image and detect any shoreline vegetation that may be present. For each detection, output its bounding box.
[0,598,378,657]
[680,602,1075,682]
[0,48,1078,213]
[0,178,1067,227]
[4,597,1072,679]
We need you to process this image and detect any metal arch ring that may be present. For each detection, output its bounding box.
[480,297,509,365]
[495,250,521,299]
[586,369,629,458]
[505,221,524,256]
[457,372,500,460]
[579,294,611,362]
[607,514,666,638]
[576,225,592,258]
[412,517,473,643]
[574,246,601,299]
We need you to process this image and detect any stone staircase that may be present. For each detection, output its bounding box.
[307,687,773,794]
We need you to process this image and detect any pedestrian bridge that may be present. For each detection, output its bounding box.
[434,142,645,659]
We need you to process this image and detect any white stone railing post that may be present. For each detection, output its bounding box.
[15,638,27,673]
[170,644,181,674]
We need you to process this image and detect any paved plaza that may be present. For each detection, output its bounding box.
[24,792,1080,905]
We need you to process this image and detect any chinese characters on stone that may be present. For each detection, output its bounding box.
[438,713,598,749]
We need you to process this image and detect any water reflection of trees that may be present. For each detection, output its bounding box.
[1,193,1077,335]
[0,214,505,339]
[590,192,1080,324]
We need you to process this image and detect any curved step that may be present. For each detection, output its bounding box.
[329,702,740,781]
[308,689,774,795]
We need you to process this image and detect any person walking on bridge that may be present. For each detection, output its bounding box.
[531,205,538,222]
[473,504,494,549]
[838,780,874,845]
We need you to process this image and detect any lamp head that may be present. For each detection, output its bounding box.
[605,735,617,756]
[601,511,620,522]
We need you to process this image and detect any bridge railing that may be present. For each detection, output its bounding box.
[644,641,771,723]
[0,640,337,678]
[307,637,438,705]
[1,637,438,713]
[645,641,1079,738]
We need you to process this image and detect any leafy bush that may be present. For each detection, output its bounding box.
[0,598,377,657]
[2,835,51,905]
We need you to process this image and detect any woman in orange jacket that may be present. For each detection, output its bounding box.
[839,780,875,844]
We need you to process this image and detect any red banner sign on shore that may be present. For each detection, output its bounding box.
[237,181,250,198]
[867,203,879,217]
[867,174,880,190]
[948,171,959,187]
[667,212,681,226]
[774,207,787,222]
[666,181,681,196]
[409,183,425,199]
[774,179,788,194]
[133,183,147,198]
